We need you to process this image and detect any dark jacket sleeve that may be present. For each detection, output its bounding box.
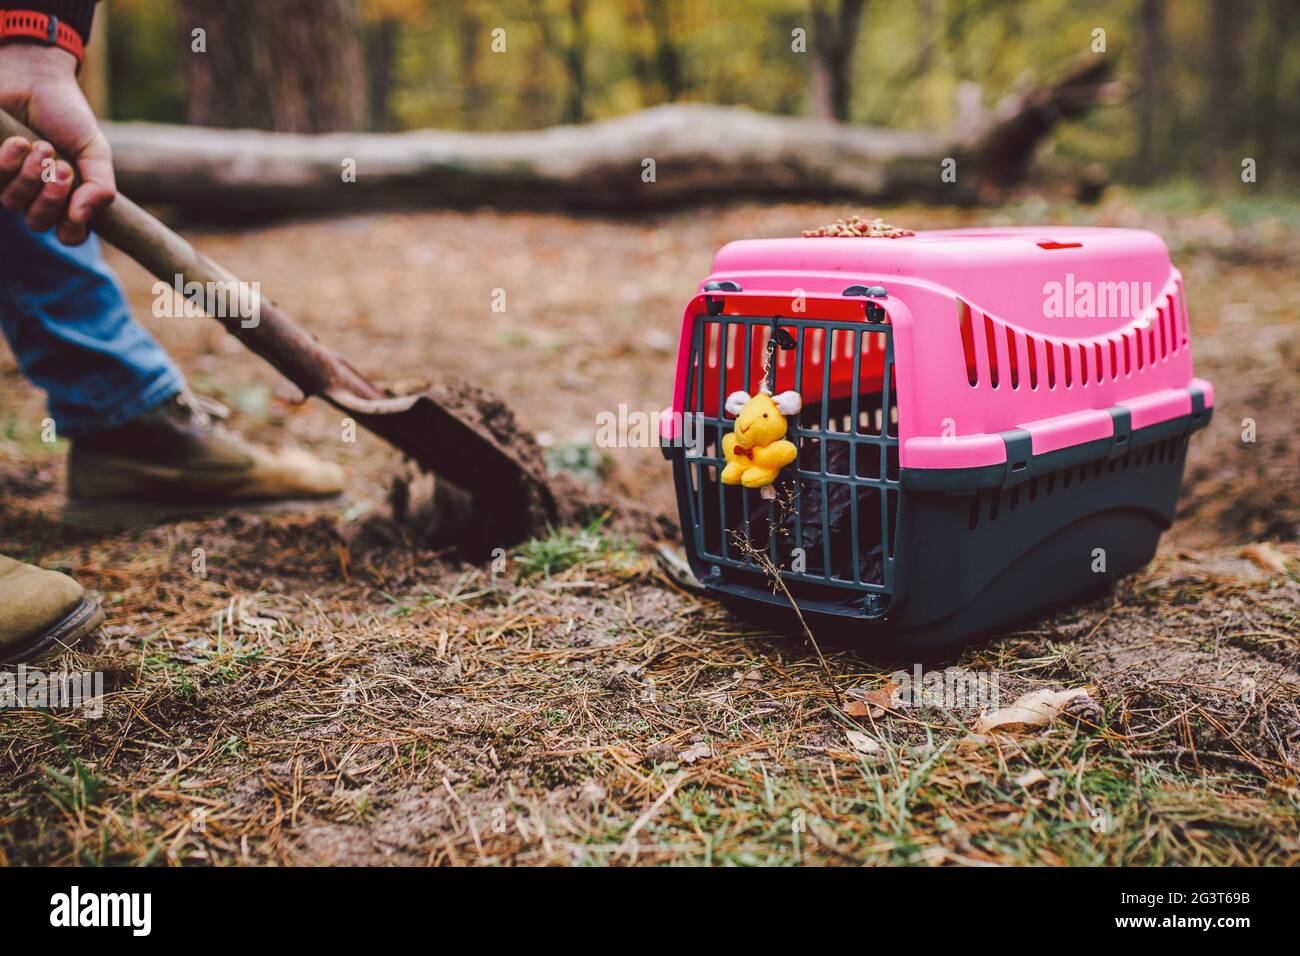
[13,1,99,45]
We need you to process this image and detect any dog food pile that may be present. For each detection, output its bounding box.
[802,216,915,238]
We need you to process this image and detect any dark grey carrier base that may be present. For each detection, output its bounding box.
[669,391,1211,659]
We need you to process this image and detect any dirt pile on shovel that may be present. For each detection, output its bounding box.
[364,380,677,558]
[364,380,639,558]
[359,380,551,559]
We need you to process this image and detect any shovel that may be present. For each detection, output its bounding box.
[0,108,557,554]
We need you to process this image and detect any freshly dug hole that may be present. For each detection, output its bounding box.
[366,380,666,559]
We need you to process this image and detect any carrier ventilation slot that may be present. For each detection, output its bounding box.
[959,278,1187,392]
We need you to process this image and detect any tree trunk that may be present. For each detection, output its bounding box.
[365,16,399,132]
[1206,0,1241,188]
[810,0,868,122]
[178,0,367,133]
[1135,0,1165,182]
[78,1,110,117]
[533,0,589,124]
[563,0,590,124]
[1252,0,1293,186]
[643,0,683,102]
[458,9,485,126]
[103,58,1112,221]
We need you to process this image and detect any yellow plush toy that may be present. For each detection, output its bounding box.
[721,388,803,497]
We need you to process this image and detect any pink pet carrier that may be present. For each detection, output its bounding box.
[660,227,1213,652]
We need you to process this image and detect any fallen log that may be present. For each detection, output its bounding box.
[104,58,1113,220]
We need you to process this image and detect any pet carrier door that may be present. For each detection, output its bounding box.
[672,307,901,620]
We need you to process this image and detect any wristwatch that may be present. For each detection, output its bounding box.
[0,9,86,69]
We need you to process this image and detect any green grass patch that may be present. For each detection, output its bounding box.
[514,516,634,579]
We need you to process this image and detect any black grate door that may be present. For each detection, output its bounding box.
[678,312,900,614]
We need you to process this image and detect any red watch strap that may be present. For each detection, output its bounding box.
[0,9,86,67]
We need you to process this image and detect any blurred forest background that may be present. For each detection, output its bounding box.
[86,0,1299,194]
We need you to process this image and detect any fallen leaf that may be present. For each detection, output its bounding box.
[1240,542,1289,576]
[678,742,711,764]
[866,681,900,711]
[1015,768,1048,788]
[805,816,846,854]
[1060,692,1104,728]
[972,686,1097,736]
[654,543,708,594]
[843,699,877,718]
[843,681,899,718]
[845,729,881,754]
[643,742,676,765]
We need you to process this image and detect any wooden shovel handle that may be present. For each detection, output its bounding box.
[0,106,383,403]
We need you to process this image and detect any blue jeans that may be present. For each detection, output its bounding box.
[0,211,183,437]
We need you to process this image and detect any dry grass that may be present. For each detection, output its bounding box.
[0,515,1296,865]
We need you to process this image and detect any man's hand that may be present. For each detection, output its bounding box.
[0,42,114,244]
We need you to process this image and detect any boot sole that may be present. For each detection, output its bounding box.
[0,596,105,667]
[63,495,347,532]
